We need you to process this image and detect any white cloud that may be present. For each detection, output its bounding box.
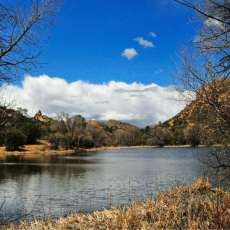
[121,48,138,60]
[134,37,154,48]
[0,75,190,127]
[149,32,157,38]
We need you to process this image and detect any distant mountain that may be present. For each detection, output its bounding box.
[104,119,139,132]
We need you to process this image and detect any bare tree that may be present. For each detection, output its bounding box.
[175,0,230,173]
[0,0,61,84]
[49,113,87,150]
[0,106,12,129]
[0,0,60,133]
[175,0,230,75]
[176,0,230,131]
[181,57,230,131]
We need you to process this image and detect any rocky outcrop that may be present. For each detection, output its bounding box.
[34,110,50,123]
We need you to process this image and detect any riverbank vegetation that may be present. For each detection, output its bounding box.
[0,91,229,154]
[5,178,230,230]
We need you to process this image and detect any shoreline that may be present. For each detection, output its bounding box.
[5,178,230,229]
[83,144,202,152]
[0,141,217,159]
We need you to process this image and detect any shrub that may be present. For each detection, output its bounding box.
[150,127,173,147]
[23,120,42,144]
[48,133,63,150]
[0,131,5,146]
[185,125,201,147]
[79,136,95,148]
[4,128,26,151]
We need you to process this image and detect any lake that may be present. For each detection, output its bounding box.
[0,147,219,222]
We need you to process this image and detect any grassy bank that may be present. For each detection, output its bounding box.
[0,139,209,160]
[0,140,76,159]
[5,178,230,230]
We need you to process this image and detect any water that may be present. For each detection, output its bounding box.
[0,147,217,221]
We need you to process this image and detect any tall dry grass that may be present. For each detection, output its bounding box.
[5,178,230,230]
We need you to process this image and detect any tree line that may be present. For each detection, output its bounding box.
[1,102,229,151]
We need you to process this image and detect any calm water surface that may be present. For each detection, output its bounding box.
[0,147,215,221]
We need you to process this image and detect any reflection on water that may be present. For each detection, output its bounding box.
[0,147,225,221]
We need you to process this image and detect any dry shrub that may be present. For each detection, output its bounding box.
[5,178,230,230]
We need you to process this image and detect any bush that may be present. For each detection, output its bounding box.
[0,131,4,146]
[23,120,42,144]
[48,133,63,150]
[4,128,26,151]
[79,136,95,148]
[185,125,201,147]
[150,127,172,147]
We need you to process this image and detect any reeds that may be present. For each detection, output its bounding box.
[5,178,230,230]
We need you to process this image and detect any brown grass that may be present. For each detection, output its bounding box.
[5,178,230,230]
[0,140,76,160]
[0,141,195,160]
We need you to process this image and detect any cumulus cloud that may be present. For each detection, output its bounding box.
[121,48,138,60]
[149,32,157,38]
[134,37,154,48]
[0,75,190,127]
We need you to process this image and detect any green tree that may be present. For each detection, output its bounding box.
[4,128,26,151]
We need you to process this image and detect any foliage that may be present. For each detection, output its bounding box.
[48,116,149,149]
[9,109,42,144]
[148,126,172,147]
[185,125,202,147]
[21,118,42,144]
[48,114,87,150]
[1,101,230,151]
[0,107,42,150]
[4,128,26,151]
[48,133,63,150]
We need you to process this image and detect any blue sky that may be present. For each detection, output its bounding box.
[38,0,198,86]
[2,0,200,126]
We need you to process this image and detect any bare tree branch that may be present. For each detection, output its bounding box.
[0,0,61,85]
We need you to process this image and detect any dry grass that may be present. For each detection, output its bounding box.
[5,178,230,230]
[0,140,76,160]
[0,143,193,160]
[0,141,159,159]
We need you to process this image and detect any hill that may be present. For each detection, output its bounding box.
[77,119,144,148]
[156,78,230,145]
[1,78,229,150]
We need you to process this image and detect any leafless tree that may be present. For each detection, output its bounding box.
[176,0,230,130]
[0,106,11,129]
[175,0,230,172]
[49,113,87,150]
[181,57,230,130]
[175,0,230,75]
[0,0,61,84]
[0,0,60,132]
